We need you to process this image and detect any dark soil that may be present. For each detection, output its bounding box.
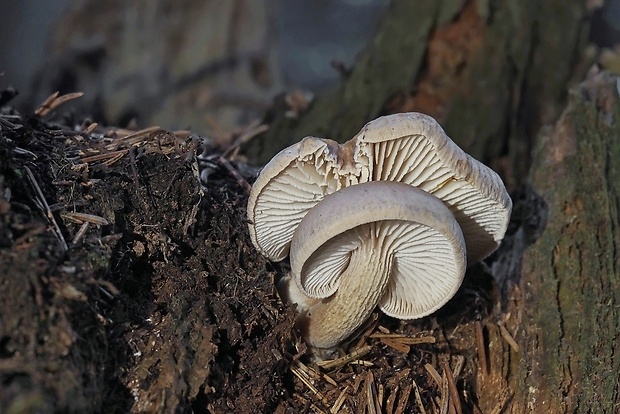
[0,100,503,413]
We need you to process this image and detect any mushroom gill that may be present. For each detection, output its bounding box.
[289,182,466,351]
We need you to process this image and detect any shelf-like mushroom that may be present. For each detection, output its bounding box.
[288,181,467,349]
[246,112,512,351]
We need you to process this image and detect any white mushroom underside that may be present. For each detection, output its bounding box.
[301,220,463,319]
[253,143,366,261]
[300,227,394,349]
[253,160,339,260]
[364,135,508,261]
[250,113,511,263]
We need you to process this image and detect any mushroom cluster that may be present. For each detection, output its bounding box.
[247,112,511,352]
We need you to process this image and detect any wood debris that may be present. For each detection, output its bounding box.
[35,91,84,117]
[316,345,374,371]
[288,322,464,413]
[442,361,462,414]
[24,166,68,251]
[475,320,488,375]
[291,363,330,406]
[498,321,520,353]
[61,212,110,226]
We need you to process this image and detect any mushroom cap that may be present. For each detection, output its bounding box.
[247,137,367,261]
[290,181,467,319]
[247,112,511,264]
[352,112,512,262]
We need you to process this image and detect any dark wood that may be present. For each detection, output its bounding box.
[245,0,589,180]
[479,71,620,412]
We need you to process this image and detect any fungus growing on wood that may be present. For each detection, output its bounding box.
[247,112,512,352]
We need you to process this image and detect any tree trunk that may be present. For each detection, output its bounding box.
[245,0,589,181]
[478,70,620,413]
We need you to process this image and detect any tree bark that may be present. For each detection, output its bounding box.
[245,0,589,180]
[478,70,620,413]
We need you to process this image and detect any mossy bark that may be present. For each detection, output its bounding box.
[244,0,589,176]
[246,0,440,163]
[478,72,620,412]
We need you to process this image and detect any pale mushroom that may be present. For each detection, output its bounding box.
[351,112,512,262]
[288,181,467,349]
[247,137,367,262]
[247,112,511,265]
[246,112,512,350]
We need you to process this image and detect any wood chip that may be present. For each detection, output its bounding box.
[370,333,436,345]
[81,149,129,164]
[330,386,349,414]
[316,344,373,371]
[24,166,67,251]
[412,380,427,414]
[399,336,434,344]
[498,322,520,353]
[296,360,337,387]
[475,320,488,376]
[382,337,411,353]
[489,389,512,414]
[424,363,442,387]
[34,91,59,116]
[365,371,381,414]
[83,122,98,134]
[294,394,326,414]
[351,374,365,393]
[452,355,465,378]
[103,151,127,167]
[394,384,412,414]
[385,384,398,414]
[442,362,462,414]
[71,222,90,246]
[348,360,374,367]
[291,365,330,406]
[439,371,450,414]
[114,125,162,143]
[62,212,110,226]
[35,91,84,117]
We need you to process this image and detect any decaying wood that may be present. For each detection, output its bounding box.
[35,91,84,117]
[245,0,589,179]
[478,71,620,412]
[3,0,615,411]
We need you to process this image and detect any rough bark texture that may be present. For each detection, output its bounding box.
[245,0,589,177]
[478,71,620,413]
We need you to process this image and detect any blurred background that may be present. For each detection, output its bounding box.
[2,0,620,137]
[0,0,389,134]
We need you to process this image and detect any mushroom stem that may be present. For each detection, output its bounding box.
[289,181,467,355]
[299,225,393,349]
